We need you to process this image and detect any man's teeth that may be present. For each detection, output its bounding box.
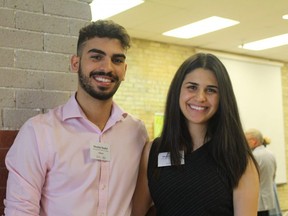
[95,77,111,83]
[190,105,205,111]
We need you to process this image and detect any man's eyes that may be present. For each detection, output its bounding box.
[90,55,125,64]
[112,58,125,64]
[91,55,103,60]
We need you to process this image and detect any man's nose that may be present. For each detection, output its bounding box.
[99,58,113,72]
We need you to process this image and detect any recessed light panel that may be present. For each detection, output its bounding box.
[162,16,240,39]
[282,14,288,20]
[240,33,288,50]
[90,0,144,21]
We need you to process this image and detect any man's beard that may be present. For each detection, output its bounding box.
[78,65,121,101]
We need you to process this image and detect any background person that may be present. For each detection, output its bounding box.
[4,20,149,216]
[254,135,282,216]
[245,129,277,216]
[132,53,259,216]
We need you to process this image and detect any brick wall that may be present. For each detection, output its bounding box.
[115,39,196,137]
[0,0,91,129]
[0,0,287,211]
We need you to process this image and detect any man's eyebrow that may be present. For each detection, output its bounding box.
[113,54,126,59]
[87,48,126,59]
[88,48,105,55]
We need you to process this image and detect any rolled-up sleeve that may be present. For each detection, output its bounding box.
[4,119,46,216]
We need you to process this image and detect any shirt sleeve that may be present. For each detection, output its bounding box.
[4,119,47,216]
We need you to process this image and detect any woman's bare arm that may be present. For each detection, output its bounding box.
[233,158,259,216]
[131,141,153,216]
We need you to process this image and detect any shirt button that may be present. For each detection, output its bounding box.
[101,184,106,190]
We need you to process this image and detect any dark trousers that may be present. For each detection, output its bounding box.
[257,210,269,216]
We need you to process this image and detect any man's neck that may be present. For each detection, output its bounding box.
[75,91,113,131]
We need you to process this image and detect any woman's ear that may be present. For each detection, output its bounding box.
[70,55,80,73]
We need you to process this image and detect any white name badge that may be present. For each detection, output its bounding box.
[158,151,184,167]
[90,142,110,161]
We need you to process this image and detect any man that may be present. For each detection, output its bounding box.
[4,20,149,216]
[245,129,277,216]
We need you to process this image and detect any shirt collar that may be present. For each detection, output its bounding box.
[253,145,265,152]
[62,93,127,123]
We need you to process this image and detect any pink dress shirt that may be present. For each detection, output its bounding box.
[4,94,148,216]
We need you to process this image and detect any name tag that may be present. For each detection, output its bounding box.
[90,142,110,161]
[158,151,184,167]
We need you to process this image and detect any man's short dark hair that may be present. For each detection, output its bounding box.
[77,20,131,55]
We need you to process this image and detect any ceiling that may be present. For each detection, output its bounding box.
[106,0,288,63]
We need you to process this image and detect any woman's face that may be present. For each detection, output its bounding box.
[179,68,220,127]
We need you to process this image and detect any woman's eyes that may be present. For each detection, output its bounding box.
[188,85,198,90]
[187,85,218,94]
[206,88,218,93]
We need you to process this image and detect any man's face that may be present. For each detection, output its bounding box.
[75,37,127,100]
[245,134,256,149]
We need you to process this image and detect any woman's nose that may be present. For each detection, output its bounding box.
[195,90,206,102]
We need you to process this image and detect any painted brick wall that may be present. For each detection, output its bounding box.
[115,39,196,137]
[0,0,287,211]
[0,0,91,128]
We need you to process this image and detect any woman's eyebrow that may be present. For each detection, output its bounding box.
[186,82,218,88]
[186,81,198,85]
[207,85,218,89]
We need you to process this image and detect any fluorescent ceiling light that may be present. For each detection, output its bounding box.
[283,14,288,20]
[90,0,144,21]
[162,16,239,39]
[239,33,288,50]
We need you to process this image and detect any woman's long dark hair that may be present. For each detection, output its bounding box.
[155,53,257,188]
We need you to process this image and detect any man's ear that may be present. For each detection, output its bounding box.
[122,63,127,81]
[70,55,80,73]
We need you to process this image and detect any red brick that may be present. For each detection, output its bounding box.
[0,131,18,148]
[0,149,8,167]
[0,168,8,187]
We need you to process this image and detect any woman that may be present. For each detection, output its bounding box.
[132,53,259,216]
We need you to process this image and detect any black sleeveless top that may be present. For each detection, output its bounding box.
[147,140,233,216]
